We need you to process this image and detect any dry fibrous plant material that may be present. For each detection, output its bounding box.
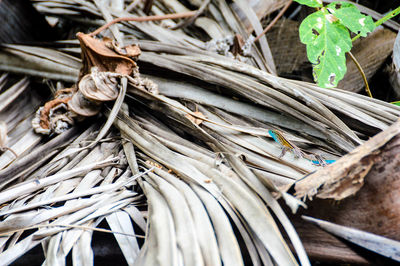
[32,32,157,135]
[0,0,399,265]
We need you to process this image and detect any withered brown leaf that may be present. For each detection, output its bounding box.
[76,32,139,77]
[33,33,144,135]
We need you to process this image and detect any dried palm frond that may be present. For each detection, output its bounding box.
[0,0,398,265]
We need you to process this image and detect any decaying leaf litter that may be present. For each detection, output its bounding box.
[0,0,399,265]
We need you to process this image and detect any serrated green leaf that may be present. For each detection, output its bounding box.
[293,0,323,8]
[326,2,376,37]
[299,10,352,88]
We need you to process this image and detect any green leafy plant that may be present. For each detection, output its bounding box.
[295,0,376,88]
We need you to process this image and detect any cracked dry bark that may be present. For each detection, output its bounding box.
[294,118,400,200]
[288,119,400,264]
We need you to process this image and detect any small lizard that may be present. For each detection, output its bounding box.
[268,129,335,166]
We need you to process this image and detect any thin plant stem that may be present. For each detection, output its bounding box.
[352,6,400,42]
[254,0,293,43]
[348,51,372,98]
[89,11,196,36]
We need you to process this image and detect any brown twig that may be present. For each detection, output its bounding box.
[89,11,197,37]
[254,0,293,43]
[348,51,373,98]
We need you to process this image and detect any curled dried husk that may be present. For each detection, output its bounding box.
[32,90,74,135]
[80,67,120,102]
[68,67,124,116]
[32,107,51,135]
[32,34,156,135]
[68,89,103,117]
[32,103,75,135]
[50,113,75,134]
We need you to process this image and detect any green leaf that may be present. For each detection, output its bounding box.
[392,101,400,106]
[293,0,323,8]
[299,10,352,88]
[326,2,376,37]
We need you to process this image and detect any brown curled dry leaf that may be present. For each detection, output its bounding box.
[294,118,400,201]
[32,87,75,135]
[77,32,138,77]
[185,111,206,125]
[33,33,144,135]
[39,97,72,130]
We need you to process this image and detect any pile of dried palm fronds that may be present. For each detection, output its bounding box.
[0,0,399,265]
